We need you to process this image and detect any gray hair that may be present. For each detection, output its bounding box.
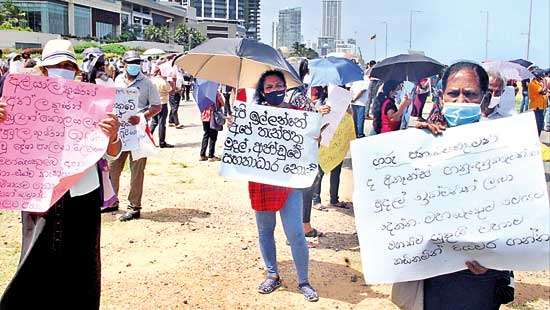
[486,69,506,89]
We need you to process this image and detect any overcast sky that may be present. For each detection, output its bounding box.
[260,0,550,67]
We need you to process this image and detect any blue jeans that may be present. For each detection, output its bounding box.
[351,104,366,138]
[520,93,529,112]
[534,109,545,136]
[255,190,309,285]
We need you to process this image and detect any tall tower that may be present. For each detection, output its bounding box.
[321,0,342,40]
[277,7,302,49]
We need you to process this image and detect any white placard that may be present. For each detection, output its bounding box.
[351,112,550,284]
[219,102,322,188]
[113,88,139,151]
[320,85,352,146]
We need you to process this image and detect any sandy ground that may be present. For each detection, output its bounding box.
[1,101,549,309]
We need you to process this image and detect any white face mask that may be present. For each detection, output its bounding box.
[489,95,501,108]
[9,60,23,73]
[47,68,76,80]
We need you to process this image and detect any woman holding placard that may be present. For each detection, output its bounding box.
[392,62,515,310]
[0,39,121,309]
[248,70,320,302]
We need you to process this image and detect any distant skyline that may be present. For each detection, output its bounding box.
[260,0,550,67]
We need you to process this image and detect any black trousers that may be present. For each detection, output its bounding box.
[182,85,191,101]
[0,188,102,310]
[223,93,232,116]
[200,121,218,157]
[151,104,168,144]
[169,92,181,126]
[311,162,343,205]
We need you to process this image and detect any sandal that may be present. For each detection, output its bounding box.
[312,203,327,211]
[304,228,324,238]
[258,277,281,294]
[328,201,351,209]
[298,283,319,302]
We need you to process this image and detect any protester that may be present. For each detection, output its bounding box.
[150,67,174,148]
[222,84,233,116]
[286,59,331,238]
[110,50,161,221]
[407,61,515,309]
[0,50,6,75]
[372,81,411,134]
[182,72,192,101]
[520,79,530,112]
[485,70,516,119]
[0,39,121,309]
[411,78,430,120]
[87,53,115,87]
[168,65,185,129]
[350,76,370,138]
[248,70,319,302]
[199,87,224,161]
[528,70,548,136]
[366,60,382,119]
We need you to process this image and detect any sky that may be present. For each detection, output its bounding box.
[260,0,550,67]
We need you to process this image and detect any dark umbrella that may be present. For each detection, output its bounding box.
[174,38,301,89]
[370,54,444,82]
[509,59,533,68]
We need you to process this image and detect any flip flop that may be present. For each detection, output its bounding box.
[305,228,324,238]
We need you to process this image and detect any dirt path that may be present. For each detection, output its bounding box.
[1,101,548,309]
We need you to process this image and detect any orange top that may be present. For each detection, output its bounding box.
[528,79,548,110]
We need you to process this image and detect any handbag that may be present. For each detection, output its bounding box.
[210,103,225,131]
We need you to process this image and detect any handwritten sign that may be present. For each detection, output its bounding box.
[350,112,550,284]
[319,113,355,173]
[219,102,321,188]
[320,85,351,146]
[113,88,139,151]
[0,74,114,212]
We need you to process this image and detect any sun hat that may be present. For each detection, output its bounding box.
[39,39,78,69]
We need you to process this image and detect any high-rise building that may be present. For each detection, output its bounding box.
[244,0,260,41]
[322,0,341,40]
[276,7,301,49]
[271,20,278,48]
[185,0,246,39]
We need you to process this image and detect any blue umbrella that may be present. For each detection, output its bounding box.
[193,79,219,112]
[308,57,364,87]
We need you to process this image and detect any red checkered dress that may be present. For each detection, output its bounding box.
[248,93,313,211]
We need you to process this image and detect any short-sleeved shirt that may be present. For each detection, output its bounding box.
[150,76,172,104]
[528,79,548,110]
[115,72,161,112]
[351,80,370,106]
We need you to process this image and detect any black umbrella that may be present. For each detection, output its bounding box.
[510,59,533,68]
[370,54,445,82]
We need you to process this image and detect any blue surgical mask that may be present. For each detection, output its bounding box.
[264,90,286,106]
[126,64,141,76]
[442,103,481,127]
[47,68,76,80]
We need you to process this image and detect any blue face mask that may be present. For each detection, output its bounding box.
[442,103,481,127]
[126,63,141,76]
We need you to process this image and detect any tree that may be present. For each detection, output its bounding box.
[290,42,318,59]
[0,0,31,31]
[174,24,207,51]
[143,25,170,43]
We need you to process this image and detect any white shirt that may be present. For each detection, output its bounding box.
[351,80,370,106]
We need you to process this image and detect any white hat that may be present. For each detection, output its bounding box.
[40,39,78,69]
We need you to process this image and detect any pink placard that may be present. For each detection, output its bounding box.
[0,74,115,212]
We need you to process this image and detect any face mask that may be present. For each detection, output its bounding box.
[126,64,141,76]
[264,90,286,106]
[442,103,481,127]
[488,95,501,109]
[47,68,76,80]
[9,60,23,73]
